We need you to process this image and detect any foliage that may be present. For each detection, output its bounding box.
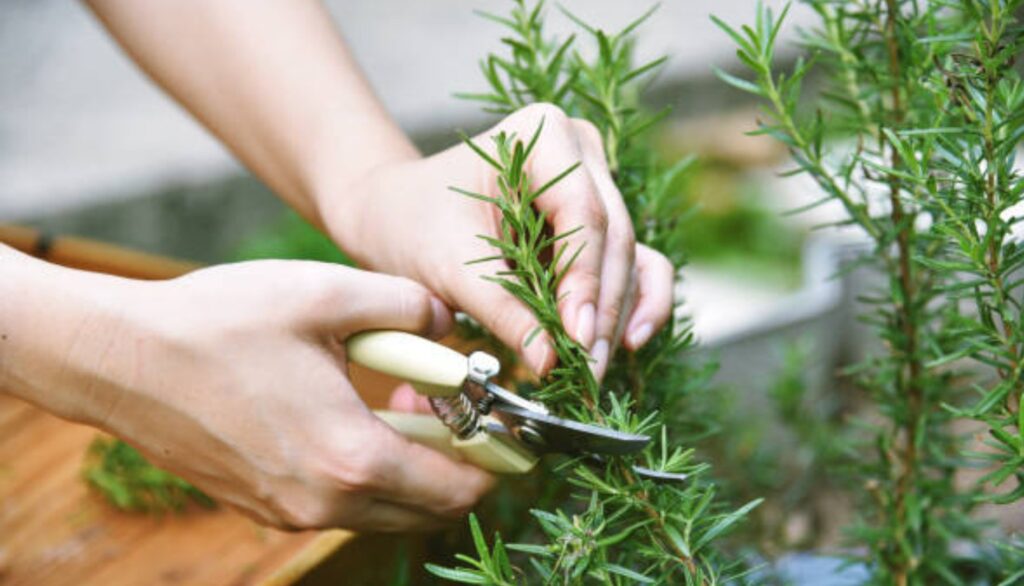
[715,0,1024,582]
[82,436,214,513]
[701,341,851,554]
[233,211,354,265]
[430,2,759,583]
[673,172,804,288]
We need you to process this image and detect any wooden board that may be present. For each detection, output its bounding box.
[0,393,356,586]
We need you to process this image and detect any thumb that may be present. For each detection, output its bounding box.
[311,267,453,339]
[368,417,496,518]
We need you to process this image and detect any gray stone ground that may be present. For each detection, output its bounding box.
[0,0,814,222]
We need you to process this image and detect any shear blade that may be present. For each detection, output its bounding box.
[585,455,690,484]
[494,404,650,456]
[629,465,690,484]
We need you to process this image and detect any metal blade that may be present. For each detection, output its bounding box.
[585,455,690,484]
[629,465,690,484]
[492,403,650,456]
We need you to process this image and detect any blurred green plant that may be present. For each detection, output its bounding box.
[715,0,1024,582]
[83,437,214,513]
[233,212,354,265]
[701,341,852,556]
[675,167,804,288]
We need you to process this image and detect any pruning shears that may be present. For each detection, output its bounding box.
[347,331,687,482]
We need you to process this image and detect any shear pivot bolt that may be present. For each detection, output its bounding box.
[467,351,501,384]
[517,424,546,450]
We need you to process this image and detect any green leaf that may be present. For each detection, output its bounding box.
[712,67,764,96]
[605,563,656,583]
[693,499,763,553]
[424,564,489,584]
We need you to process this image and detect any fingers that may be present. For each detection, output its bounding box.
[571,119,637,379]
[342,418,495,520]
[340,500,452,533]
[387,383,433,414]
[466,104,669,374]
[309,265,454,339]
[507,104,606,352]
[623,244,675,351]
[452,251,556,376]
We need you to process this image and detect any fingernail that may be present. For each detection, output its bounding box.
[589,338,609,380]
[575,303,596,348]
[524,337,552,376]
[428,297,452,339]
[627,322,652,350]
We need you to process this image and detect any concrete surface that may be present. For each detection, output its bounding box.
[0,0,814,221]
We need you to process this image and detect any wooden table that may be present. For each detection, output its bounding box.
[0,394,358,586]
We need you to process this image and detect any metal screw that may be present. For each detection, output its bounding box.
[516,423,546,450]
[467,351,501,384]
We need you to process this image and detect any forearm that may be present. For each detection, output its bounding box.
[0,246,138,426]
[86,0,418,227]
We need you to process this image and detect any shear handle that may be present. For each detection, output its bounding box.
[347,330,468,397]
[373,410,538,474]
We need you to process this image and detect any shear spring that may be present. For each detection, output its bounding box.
[429,394,479,439]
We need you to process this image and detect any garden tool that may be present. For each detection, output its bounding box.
[347,330,688,483]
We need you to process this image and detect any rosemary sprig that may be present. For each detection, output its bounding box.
[429,2,757,583]
[83,437,215,513]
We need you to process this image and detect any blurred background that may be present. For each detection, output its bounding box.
[0,1,917,584]
[0,0,835,366]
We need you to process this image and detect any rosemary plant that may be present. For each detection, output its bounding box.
[83,437,214,513]
[428,2,757,583]
[715,1,1024,582]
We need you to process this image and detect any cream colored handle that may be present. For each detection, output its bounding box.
[347,331,467,397]
[373,410,538,475]
[374,411,460,459]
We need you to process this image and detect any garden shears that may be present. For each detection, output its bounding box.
[347,331,687,482]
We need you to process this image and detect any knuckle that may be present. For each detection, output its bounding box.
[315,429,392,495]
[562,267,602,305]
[517,102,568,127]
[439,498,476,519]
[302,269,349,314]
[607,223,637,254]
[583,198,610,234]
[435,484,487,519]
[272,493,333,530]
[599,300,625,332]
[571,118,603,148]
[396,283,434,332]
[650,248,675,276]
[486,300,534,349]
[331,449,388,493]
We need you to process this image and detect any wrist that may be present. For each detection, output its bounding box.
[0,247,150,427]
[311,151,421,269]
[306,119,421,234]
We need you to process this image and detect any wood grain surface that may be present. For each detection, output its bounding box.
[0,393,356,586]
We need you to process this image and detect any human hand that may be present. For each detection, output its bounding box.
[28,260,493,531]
[321,104,675,379]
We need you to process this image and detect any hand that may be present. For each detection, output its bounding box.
[322,103,675,379]
[13,259,492,531]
